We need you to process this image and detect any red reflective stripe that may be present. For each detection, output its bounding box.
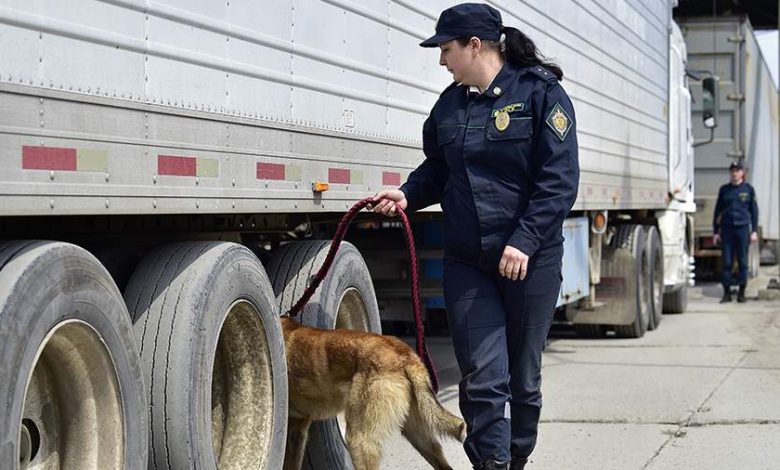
[382,171,401,186]
[329,168,350,184]
[257,162,285,180]
[22,146,77,170]
[158,155,196,176]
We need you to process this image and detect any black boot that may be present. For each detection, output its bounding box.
[511,456,528,470]
[737,285,747,303]
[720,287,732,303]
[475,459,510,470]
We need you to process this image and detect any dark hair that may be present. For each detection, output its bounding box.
[457,26,564,80]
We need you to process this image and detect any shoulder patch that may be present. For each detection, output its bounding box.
[545,102,573,141]
[529,66,557,82]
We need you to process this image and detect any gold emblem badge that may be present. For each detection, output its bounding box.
[545,102,573,141]
[495,110,510,131]
[552,110,567,133]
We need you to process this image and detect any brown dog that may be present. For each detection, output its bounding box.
[281,316,466,470]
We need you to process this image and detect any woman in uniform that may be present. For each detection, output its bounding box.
[372,3,579,469]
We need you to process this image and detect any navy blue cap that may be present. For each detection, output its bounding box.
[420,3,502,48]
[730,160,744,170]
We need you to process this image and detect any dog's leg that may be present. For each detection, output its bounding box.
[345,374,409,470]
[283,416,312,470]
[401,414,452,470]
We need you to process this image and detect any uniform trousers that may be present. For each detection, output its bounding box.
[443,244,563,464]
[721,225,750,288]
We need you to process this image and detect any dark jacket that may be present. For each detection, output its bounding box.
[713,181,758,232]
[400,63,579,268]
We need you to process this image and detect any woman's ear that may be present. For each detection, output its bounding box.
[469,36,481,55]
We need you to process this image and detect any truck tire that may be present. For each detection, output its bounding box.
[612,225,651,338]
[266,240,381,470]
[0,241,146,470]
[645,226,664,330]
[125,242,287,470]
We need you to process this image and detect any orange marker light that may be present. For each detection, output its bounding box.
[591,211,608,234]
[593,212,606,231]
[312,181,330,192]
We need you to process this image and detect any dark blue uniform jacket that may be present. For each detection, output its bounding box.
[713,182,758,233]
[400,63,579,269]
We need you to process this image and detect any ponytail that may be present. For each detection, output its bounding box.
[501,26,563,80]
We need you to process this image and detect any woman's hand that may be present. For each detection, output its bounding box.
[499,245,529,281]
[369,189,408,217]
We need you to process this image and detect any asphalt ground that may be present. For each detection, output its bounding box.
[382,266,780,469]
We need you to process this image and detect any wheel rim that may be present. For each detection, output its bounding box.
[211,300,274,468]
[335,287,370,331]
[20,320,124,470]
[334,287,370,438]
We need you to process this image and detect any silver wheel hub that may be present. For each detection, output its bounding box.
[20,320,124,470]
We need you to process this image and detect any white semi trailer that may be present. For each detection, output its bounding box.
[0,1,697,468]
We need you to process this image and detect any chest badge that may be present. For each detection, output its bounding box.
[546,102,573,141]
[495,110,510,131]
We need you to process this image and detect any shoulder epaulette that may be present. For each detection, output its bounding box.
[528,66,558,82]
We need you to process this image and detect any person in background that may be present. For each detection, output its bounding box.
[713,160,759,303]
[370,3,579,469]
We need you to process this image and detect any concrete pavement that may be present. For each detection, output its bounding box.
[382,266,780,469]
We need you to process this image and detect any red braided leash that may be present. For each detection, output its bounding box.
[286,196,440,393]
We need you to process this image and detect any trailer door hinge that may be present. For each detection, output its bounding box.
[727,35,745,43]
[727,93,745,102]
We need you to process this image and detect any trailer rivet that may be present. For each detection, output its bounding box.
[196,200,200,208]
[49,199,54,208]
[153,175,157,184]
[153,199,157,208]
[105,199,110,208]
[105,172,110,182]
[232,178,236,186]
[196,176,199,185]
[232,200,235,208]
[49,171,54,180]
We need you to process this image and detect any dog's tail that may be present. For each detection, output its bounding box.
[404,361,466,442]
